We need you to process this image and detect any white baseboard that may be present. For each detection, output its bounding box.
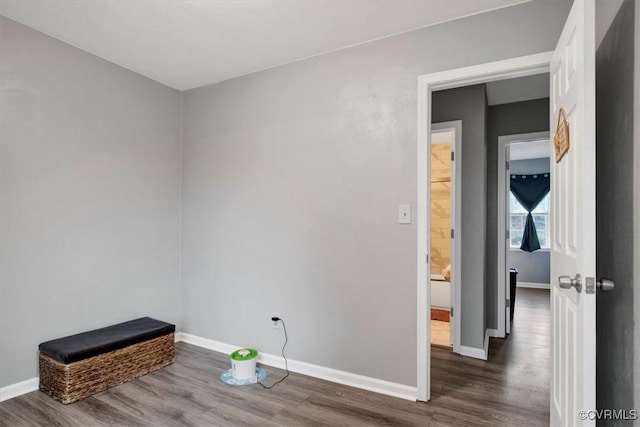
[486,328,500,338]
[459,329,493,361]
[517,281,550,289]
[177,333,417,401]
[0,377,39,402]
[483,329,491,359]
[459,345,486,360]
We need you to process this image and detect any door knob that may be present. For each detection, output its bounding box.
[558,274,582,293]
[597,278,615,292]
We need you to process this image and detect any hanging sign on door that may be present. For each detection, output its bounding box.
[554,108,570,163]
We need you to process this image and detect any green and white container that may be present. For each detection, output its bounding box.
[230,348,258,380]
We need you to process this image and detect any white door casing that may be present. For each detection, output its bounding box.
[549,1,596,426]
[417,51,551,401]
[497,132,550,338]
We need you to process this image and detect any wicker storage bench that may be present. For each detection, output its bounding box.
[39,317,175,404]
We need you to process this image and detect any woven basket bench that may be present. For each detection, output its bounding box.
[39,317,175,404]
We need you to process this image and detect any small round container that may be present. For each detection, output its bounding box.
[230,348,259,380]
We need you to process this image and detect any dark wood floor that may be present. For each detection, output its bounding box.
[0,288,550,426]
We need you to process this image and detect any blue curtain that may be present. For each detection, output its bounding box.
[510,174,550,252]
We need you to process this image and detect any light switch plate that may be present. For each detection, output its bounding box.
[398,204,411,224]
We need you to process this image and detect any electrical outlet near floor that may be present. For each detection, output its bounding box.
[271,313,281,329]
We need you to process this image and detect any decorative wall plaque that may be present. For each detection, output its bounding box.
[554,108,570,163]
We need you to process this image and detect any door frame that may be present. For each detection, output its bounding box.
[416,51,552,402]
[497,132,550,338]
[431,120,462,353]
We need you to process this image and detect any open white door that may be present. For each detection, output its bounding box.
[549,1,596,426]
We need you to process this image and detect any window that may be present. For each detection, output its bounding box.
[509,192,550,249]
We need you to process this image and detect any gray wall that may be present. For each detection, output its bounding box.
[485,99,549,329]
[595,0,635,419]
[509,158,551,285]
[0,0,573,391]
[510,252,550,284]
[432,85,487,349]
[181,0,572,386]
[0,17,182,387]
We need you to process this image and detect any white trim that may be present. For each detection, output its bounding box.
[417,51,553,402]
[459,346,485,359]
[421,52,552,93]
[517,281,551,289]
[0,377,39,402]
[497,131,550,338]
[177,333,417,401]
[460,328,492,360]
[459,342,487,361]
[486,328,500,338]
[416,74,430,402]
[484,329,491,359]
[431,120,462,355]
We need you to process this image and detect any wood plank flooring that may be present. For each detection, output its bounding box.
[0,288,550,426]
[430,320,451,348]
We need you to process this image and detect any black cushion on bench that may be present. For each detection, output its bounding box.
[39,317,175,364]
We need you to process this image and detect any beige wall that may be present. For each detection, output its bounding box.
[430,143,451,276]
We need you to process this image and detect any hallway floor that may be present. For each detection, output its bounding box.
[430,287,550,426]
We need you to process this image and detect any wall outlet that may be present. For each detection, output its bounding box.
[271,313,282,329]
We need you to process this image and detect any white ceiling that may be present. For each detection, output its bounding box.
[0,0,527,91]
[485,73,549,106]
[510,139,550,161]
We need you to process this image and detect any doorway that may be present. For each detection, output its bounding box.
[416,52,552,402]
[429,121,461,352]
[498,132,551,337]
